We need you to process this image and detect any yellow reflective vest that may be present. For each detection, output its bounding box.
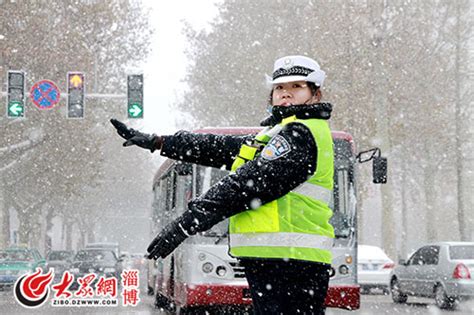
[229,115,335,264]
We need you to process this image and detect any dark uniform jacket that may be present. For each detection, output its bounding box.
[160,103,332,236]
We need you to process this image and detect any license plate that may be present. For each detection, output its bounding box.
[362,264,380,271]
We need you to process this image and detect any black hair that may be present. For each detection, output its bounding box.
[267,81,320,106]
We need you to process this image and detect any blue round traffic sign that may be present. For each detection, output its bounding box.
[30,80,61,110]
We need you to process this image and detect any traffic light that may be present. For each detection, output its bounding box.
[7,70,25,118]
[67,72,85,118]
[127,74,143,119]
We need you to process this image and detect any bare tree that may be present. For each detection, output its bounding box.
[0,0,152,249]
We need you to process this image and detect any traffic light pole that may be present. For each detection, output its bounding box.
[1,92,126,98]
[3,72,141,118]
[85,93,127,99]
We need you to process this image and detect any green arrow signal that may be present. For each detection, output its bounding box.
[8,101,24,117]
[128,103,143,118]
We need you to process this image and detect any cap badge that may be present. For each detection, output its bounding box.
[283,58,294,69]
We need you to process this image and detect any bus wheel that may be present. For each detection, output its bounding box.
[177,306,205,315]
[147,285,154,296]
[154,292,168,310]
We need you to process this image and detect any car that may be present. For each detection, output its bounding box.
[85,242,120,259]
[70,249,123,289]
[390,242,474,309]
[357,245,394,294]
[46,250,75,280]
[0,247,47,289]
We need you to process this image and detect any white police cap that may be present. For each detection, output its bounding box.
[266,55,326,87]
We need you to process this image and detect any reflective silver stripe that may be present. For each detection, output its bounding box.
[178,223,190,237]
[230,232,333,250]
[255,125,282,143]
[292,182,333,205]
[265,125,283,138]
[256,126,271,138]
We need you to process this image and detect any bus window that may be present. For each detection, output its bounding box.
[168,171,177,211]
[174,172,192,214]
[331,168,354,238]
[330,139,356,238]
[151,177,169,232]
[194,166,230,237]
[154,172,178,228]
[336,169,350,216]
[195,166,230,196]
[151,183,161,234]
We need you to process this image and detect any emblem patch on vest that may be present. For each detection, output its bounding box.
[261,135,291,160]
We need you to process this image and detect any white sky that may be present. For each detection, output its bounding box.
[139,0,222,134]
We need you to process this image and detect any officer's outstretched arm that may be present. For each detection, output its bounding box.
[111,119,250,169]
[160,130,252,170]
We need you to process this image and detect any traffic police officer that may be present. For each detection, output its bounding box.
[111,55,335,314]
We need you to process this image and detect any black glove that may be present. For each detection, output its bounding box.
[110,118,162,153]
[147,221,189,260]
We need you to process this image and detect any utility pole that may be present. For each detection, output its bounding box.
[371,0,396,257]
[454,0,474,241]
[0,179,6,248]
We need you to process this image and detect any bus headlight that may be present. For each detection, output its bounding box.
[339,265,349,275]
[345,255,353,264]
[202,262,214,274]
[216,266,227,277]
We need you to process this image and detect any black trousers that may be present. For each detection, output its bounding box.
[240,258,330,315]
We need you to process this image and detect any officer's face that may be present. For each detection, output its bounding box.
[272,81,320,106]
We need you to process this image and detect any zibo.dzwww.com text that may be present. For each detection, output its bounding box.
[51,299,118,307]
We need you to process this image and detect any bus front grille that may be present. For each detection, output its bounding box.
[229,262,246,278]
